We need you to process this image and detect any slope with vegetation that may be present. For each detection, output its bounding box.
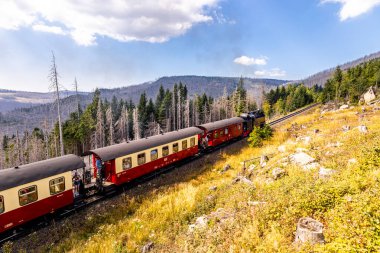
[300,51,380,87]
[7,103,380,253]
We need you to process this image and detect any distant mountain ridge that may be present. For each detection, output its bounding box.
[298,51,380,87]
[0,89,88,113]
[0,76,287,135]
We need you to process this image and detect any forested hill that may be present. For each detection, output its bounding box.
[299,51,380,87]
[0,76,287,135]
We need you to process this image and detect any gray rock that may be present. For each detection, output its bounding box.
[248,201,267,206]
[348,158,358,164]
[302,162,320,170]
[248,164,256,173]
[142,242,154,253]
[289,152,316,166]
[296,136,311,145]
[221,164,231,172]
[278,145,286,153]
[295,217,325,244]
[260,155,269,167]
[232,176,253,186]
[209,186,217,191]
[272,168,286,180]
[188,215,209,232]
[326,142,342,148]
[318,167,336,179]
[340,104,349,110]
[358,125,368,133]
[342,125,350,132]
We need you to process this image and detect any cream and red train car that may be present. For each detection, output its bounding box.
[0,155,85,233]
[197,117,244,147]
[89,127,204,185]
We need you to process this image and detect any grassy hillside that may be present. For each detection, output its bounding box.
[9,104,380,253]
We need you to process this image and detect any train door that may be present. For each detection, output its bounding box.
[103,160,116,183]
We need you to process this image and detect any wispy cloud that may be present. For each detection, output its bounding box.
[322,0,380,20]
[0,0,219,46]
[233,55,268,66]
[254,68,286,78]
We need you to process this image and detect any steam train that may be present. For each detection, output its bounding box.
[0,110,265,234]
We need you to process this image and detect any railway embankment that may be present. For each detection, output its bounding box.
[6,103,380,252]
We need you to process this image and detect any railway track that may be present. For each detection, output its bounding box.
[0,103,320,247]
[269,103,320,126]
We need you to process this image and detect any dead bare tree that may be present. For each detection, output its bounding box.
[15,130,22,165]
[106,107,114,145]
[73,77,80,116]
[177,89,182,130]
[49,52,64,156]
[95,101,105,148]
[133,108,140,140]
[184,99,190,128]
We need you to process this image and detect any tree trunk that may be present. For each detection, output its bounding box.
[295,217,325,244]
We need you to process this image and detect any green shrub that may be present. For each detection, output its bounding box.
[248,124,273,147]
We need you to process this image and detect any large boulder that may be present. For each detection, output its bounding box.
[295,217,325,244]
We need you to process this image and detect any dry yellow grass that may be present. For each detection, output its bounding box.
[8,104,380,253]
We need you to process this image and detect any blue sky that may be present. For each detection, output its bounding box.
[0,0,380,92]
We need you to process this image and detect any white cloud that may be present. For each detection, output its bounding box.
[0,0,219,46]
[233,55,268,66]
[322,0,380,20]
[32,24,67,35]
[254,68,286,78]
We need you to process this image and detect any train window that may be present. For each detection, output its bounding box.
[151,149,158,161]
[122,157,132,170]
[225,128,228,134]
[0,196,4,214]
[138,153,146,165]
[162,146,169,157]
[19,185,38,206]
[220,130,224,136]
[173,143,179,153]
[214,132,219,139]
[182,140,188,150]
[50,177,65,195]
[190,137,195,147]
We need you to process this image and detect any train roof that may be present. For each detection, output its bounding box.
[90,127,203,161]
[198,117,244,132]
[0,155,85,191]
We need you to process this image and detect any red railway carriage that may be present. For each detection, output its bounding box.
[90,127,204,186]
[0,155,85,233]
[198,117,244,147]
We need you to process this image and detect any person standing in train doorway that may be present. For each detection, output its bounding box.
[95,158,104,191]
